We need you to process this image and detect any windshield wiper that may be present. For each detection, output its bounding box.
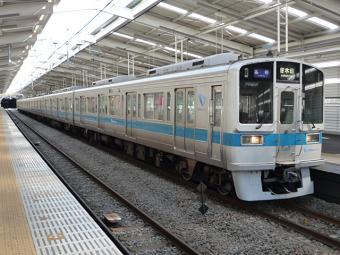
[311,120,316,129]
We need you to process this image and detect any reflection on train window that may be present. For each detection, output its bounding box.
[155,93,164,120]
[176,90,184,123]
[167,92,171,121]
[144,93,154,119]
[187,91,195,124]
[87,97,97,113]
[109,95,121,116]
[302,65,323,124]
[239,62,273,124]
[99,95,107,115]
[280,92,294,124]
[132,94,137,117]
[214,89,222,127]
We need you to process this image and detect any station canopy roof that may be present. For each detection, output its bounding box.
[2,0,340,96]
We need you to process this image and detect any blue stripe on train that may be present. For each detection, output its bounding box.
[54,111,321,146]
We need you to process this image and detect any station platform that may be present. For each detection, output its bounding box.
[0,109,122,255]
[316,134,340,174]
[310,134,340,203]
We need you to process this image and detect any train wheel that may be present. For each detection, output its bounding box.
[217,173,233,196]
[176,160,191,181]
[180,168,192,181]
[217,182,233,196]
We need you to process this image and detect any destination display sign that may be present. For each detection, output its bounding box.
[254,68,271,79]
[277,62,300,82]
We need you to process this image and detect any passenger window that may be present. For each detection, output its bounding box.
[75,98,80,112]
[93,97,97,113]
[69,98,72,111]
[86,97,97,113]
[176,90,184,123]
[99,95,107,114]
[65,98,68,112]
[127,93,137,118]
[167,92,171,121]
[138,94,141,118]
[214,89,222,127]
[187,91,195,124]
[239,62,273,124]
[155,92,164,120]
[109,95,121,116]
[86,98,90,112]
[144,93,154,119]
[80,97,85,113]
[60,99,64,111]
[302,65,323,124]
[280,92,294,124]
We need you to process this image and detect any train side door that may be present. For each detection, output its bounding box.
[126,92,137,137]
[72,93,75,125]
[57,99,60,118]
[98,94,107,129]
[210,86,223,161]
[80,96,85,123]
[276,85,299,163]
[175,88,195,153]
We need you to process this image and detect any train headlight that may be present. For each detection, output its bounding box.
[306,133,320,144]
[241,135,263,145]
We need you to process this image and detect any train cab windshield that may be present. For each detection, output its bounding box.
[239,62,273,124]
[302,65,323,124]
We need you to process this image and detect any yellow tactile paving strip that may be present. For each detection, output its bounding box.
[1,110,122,255]
[0,112,36,255]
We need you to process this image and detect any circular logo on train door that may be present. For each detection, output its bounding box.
[198,93,206,110]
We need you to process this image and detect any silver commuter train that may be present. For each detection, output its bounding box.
[17,53,324,201]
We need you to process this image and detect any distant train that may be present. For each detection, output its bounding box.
[1,97,16,109]
[17,53,325,201]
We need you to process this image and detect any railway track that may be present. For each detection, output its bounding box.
[211,189,340,250]
[11,110,340,251]
[8,110,200,255]
[281,201,340,228]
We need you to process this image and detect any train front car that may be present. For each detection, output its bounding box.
[227,59,324,201]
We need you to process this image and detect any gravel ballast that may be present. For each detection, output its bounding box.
[14,110,339,255]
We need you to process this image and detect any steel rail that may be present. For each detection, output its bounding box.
[6,111,131,255]
[281,201,340,228]
[212,194,340,250]
[8,110,201,255]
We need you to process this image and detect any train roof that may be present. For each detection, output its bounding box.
[19,56,322,101]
